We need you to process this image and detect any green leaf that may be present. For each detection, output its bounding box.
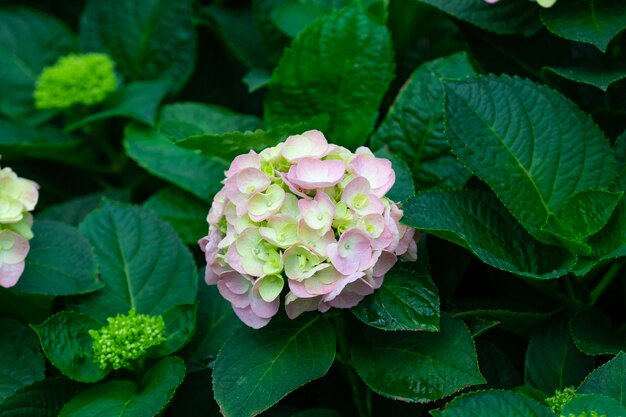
[38,189,131,226]
[65,81,170,132]
[575,201,626,275]
[352,258,440,332]
[0,319,45,402]
[79,0,196,92]
[525,318,594,394]
[31,311,108,383]
[454,307,557,337]
[371,52,475,191]
[570,308,626,356]
[264,2,395,149]
[578,351,626,406]
[615,130,626,191]
[445,75,617,251]
[59,356,185,417]
[402,190,575,278]
[562,394,626,417]
[13,221,101,296]
[213,315,336,417]
[541,0,626,52]
[0,9,76,123]
[74,201,197,321]
[416,0,541,36]
[187,282,245,371]
[429,390,555,417]
[124,124,228,202]
[159,102,262,137]
[143,187,208,245]
[149,304,197,357]
[373,148,415,203]
[0,289,53,324]
[0,377,84,417]
[0,120,82,159]
[543,63,626,91]
[352,314,485,402]
[176,116,329,161]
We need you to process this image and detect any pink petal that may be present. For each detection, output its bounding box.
[281,130,330,162]
[0,262,25,288]
[350,155,395,198]
[287,158,346,189]
[285,292,321,319]
[251,280,281,318]
[372,250,397,277]
[232,305,272,329]
[225,151,260,177]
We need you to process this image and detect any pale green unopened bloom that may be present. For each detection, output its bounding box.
[89,309,166,370]
[563,412,605,417]
[34,53,117,109]
[546,387,576,414]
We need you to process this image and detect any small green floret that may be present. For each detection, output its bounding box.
[563,412,606,417]
[34,53,117,109]
[546,387,576,414]
[89,309,166,370]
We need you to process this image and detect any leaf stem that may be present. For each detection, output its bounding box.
[332,314,372,417]
[590,261,624,306]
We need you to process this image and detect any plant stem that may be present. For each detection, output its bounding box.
[590,261,624,306]
[332,314,372,417]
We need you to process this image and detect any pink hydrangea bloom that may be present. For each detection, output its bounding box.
[199,130,419,328]
[0,164,39,288]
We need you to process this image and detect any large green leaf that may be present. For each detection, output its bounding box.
[445,75,619,252]
[541,0,626,52]
[38,189,131,226]
[475,340,522,390]
[0,319,45,402]
[543,63,626,92]
[570,308,626,356]
[352,258,439,332]
[429,390,555,417]
[575,201,626,275]
[416,0,541,36]
[578,351,626,406]
[65,81,169,132]
[0,120,82,160]
[525,318,594,394]
[176,117,329,161]
[562,394,626,417]
[187,282,244,371]
[149,304,197,357]
[74,201,197,321]
[14,221,101,296]
[31,311,108,383]
[371,52,475,191]
[292,410,341,417]
[59,356,185,417]
[160,102,262,137]
[402,190,575,278]
[79,0,196,92]
[213,315,336,417]
[124,124,228,202]
[143,187,208,245]
[264,2,394,149]
[0,9,76,123]
[352,315,485,402]
[0,377,83,417]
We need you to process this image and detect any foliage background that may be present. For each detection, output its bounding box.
[1,0,626,416]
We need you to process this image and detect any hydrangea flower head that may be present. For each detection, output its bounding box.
[546,387,576,414]
[0,164,39,288]
[88,309,166,370]
[199,130,418,328]
[34,53,117,109]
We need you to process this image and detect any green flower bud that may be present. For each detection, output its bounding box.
[34,53,117,109]
[546,387,576,414]
[89,309,166,370]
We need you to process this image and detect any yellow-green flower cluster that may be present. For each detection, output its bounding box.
[563,412,605,417]
[546,387,576,414]
[89,309,166,370]
[34,53,117,109]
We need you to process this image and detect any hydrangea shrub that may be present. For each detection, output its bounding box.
[200,130,416,328]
